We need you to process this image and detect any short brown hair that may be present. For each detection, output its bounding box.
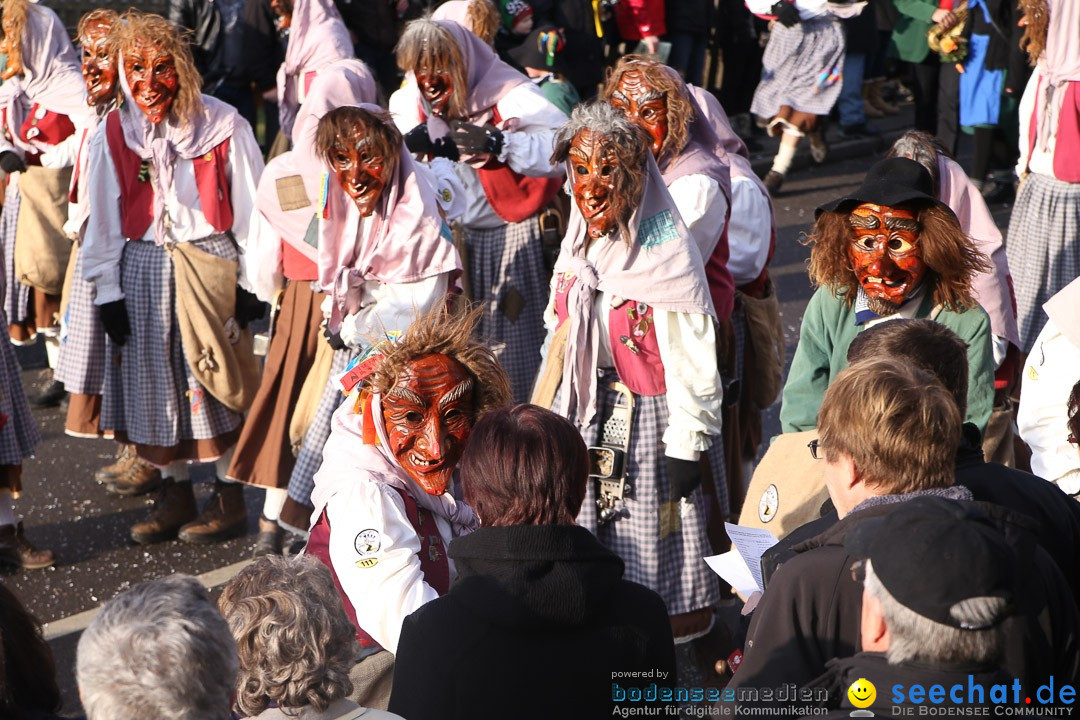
[847,319,970,417]
[217,556,357,717]
[460,404,588,525]
[1068,379,1080,447]
[112,11,202,127]
[315,105,402,176]
[818,359,962,493]
[602,54,693,170]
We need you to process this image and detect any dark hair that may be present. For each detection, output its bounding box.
[847,319,970,417]
[1069,379,1080,446]
[0,582,62,719]
[460,404,588,526]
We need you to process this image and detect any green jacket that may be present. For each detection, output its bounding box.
[889,0,939,64]
[780,287,995,435]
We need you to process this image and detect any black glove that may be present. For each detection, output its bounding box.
[771,0,800,27]
[235,286,266,329]
[449,120,504,156]
[99,299,131,346]
[0,151,26,175]
[323,325,346,351]
[430,136,460,161]
[403,124,432,155]
[667,457,702,501]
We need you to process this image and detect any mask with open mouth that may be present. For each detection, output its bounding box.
[124,39,179,125]
[847,202,926,315]
[416,66,454,119]
[382,354,477,496]
[569,128,625,240]
[608,69,669,159]
[329,123,392,217]
[81,18,118,108]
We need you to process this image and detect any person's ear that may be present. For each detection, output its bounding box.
[846,455,862,491]
[860,588,890,652]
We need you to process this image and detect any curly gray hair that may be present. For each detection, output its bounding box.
[217,555,359,717]
[76,575,237,720]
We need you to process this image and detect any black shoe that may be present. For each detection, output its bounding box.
[31,379,66,408]
[763,170,784,195]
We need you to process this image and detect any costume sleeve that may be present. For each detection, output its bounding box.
[326,481,441,655]
[338,274,450,350]
[37,130,79,169]
[81,123,127,305]
[228,118,265,249]
[654,309,723,461]
[668,173,728,261]
[1018,321,1080,493]
[960,307,995,437]
[1016,69,1039,177]
[779,288,834,433]
[495,83,567,179]
[388,84,423,135]
[417,157,467,221]
[726,176,773,286]
[891,0,937,23]
[238,205,284,302]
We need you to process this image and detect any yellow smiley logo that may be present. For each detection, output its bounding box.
[847,678,876,709]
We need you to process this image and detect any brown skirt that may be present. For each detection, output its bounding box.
[226,281,323,489]
[65,392,106,438]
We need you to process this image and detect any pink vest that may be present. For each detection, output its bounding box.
[306,485,451,649]
[554,271,667,396]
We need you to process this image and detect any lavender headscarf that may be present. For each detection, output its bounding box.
[553,154,715,427]
[275,0,354,138]
[291,58,378,161]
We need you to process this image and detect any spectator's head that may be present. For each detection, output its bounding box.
[113,11,202,126]
[77,575,237,720]
[396,19,468,120]
[1068,379,1080,456]
[499,0,534,35]
[367,306,511,497]
[847,497,1014,666]
[315,105,402,218]
[269,0,293,32]
[551,100,650,241]
[887,131,950,193]
[0,583,61,719]
[218,556,358,718]
[817,360,962,516]
[847,319,969,417]
[508,25,571,78]
[460,404,588,525]
[809,157,989,316]
[603,55,693,167]
[431,0,500,45]
[77,8,120,108]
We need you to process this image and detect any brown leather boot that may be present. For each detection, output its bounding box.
[95,444,136,484]
[178,480,247,544]
[130,479,198,545]
[105,457,164,497]
[0,522,55,569]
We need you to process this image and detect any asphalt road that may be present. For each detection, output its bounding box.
[5,109,1014,715]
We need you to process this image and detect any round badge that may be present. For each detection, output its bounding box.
[758,484,779,524]
[354,528,381,556]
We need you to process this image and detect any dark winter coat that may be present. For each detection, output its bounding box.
[388,524,677,720]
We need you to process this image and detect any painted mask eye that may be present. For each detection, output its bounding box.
[888,236,914,254]
[855,235,879,251]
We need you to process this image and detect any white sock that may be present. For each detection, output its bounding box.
[770,137,799,176]
[163,461,191,482]
[0,491,15,527]
[262,488,287,521]
[215,448,236,480]
[44,335,60,369]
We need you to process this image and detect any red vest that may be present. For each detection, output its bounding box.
[104,110,234,239]
[1027,77,1080,183]
[306,485,451,650]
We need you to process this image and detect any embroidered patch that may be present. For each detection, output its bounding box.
[276,175,312,212]
[498,286,526,323]
[354,528,381,556]
[658,501,682,539]
[758,484,779,524]
[302,215,319,248]
[355,558,379,568]
[186,388,203,415]
[639,210,679,248]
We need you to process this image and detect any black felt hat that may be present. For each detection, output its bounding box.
[508,25,569,74]
[817,156,947,217]
[845,496,1016,630]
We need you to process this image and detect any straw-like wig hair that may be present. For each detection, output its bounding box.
[602,54,694,170]
[805,201,990,312]
[395,19,469,120]
[368,305,511,415]
[218,556,357,718]
[0,0,30,79]
[467,0,499,45]
[1018,0,1049,67]
[77,8,120,41]
[315,106,402,179]
[551,100,650,242]
[818,359,962,494]
[112,11,202,127]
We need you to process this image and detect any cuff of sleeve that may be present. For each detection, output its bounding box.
[338,313,364,349]
[1054,470,1080,497]
[497,130,517,164]
[91,269,124,305]
[663,428,711,462]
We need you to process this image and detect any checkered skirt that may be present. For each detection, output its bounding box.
[1006,173,1080,353]
[54,245,106,395]
[570,369,724,615]
[0,316,41,467]
[750,16,846,120]
[0,181,30,325]
[286,347,356,515]
[100,236,243,447]
[465,217,548,403]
